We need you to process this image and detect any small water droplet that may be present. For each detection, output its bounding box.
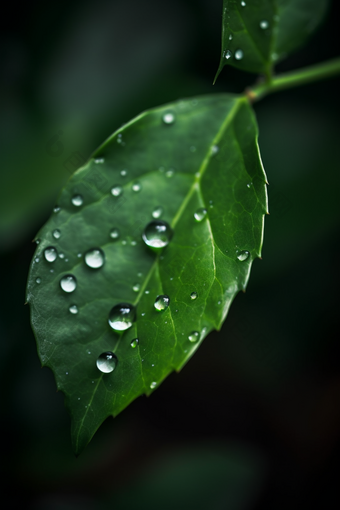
[108,303,136,331]
[132,283,140,292]
[260,20,269,30]
[154,294,170,311]
[235,49,244,60]
[50,269,54,273]
[94,157,105,164]
[190,292,198,300]
[77,253,82,258]
[85,248,105,269]
[35,239,40,244]
[59,253,65,259]
[142,220,173,249]
[71,194,83,207]
[162,112,175,125]
[53,206,61,213]
[190,145,196,152]
[229,34,233,41]
[96,352,118,373]
[188,331,199,343]
[132,181,141,192]
[137,272,143,278]
[122,240,127,245]
[145,289,150,295]
[237,250,250,261]
[165,168,174,178]
[111,185,123,197]
[130,240,137,246]
[272,52,279,61]
[120,169,127,176]
[241,1,246,6]
[110,228,120,240]
[60,275,77,293]
[53,229,61,239]
[194,208,207,222]
[211,145,219,155]
[44,247,57,262]
[152,206,163,219]
[141,312,146,316]
[34,257,40,263]
[247,183,252,188]
[36,277,41,284]
[150,381,157,389]
[131,338,139,348]
[225,50,232,60]
[117,134,124,145]
[69,304,78,314]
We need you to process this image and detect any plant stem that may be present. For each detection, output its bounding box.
[246,58,340,102]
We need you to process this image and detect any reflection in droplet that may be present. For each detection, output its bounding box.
[96,352,118,373]
[131,338,139,348]
[85,248,105,269]
[44,247,57,262]
[190,292,198,300]
[188,331,199,343]
[237,250,250,261]
[154,294,170,311]
[60,275,77,293]
[108,303,136,331]
[142,220,173,249]
[194,208,207,222]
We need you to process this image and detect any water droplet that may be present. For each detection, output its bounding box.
[120,169,127,176]
[154,294,170,311]
[272,52,279,61]
[237,250,250,261]
[150,381,157,389]
[229,34,233,41]
[260,20,269,30]
[77,253,82,258]
[225,50,232,60]
[85,248,105,269]
[53,206,61,213]
[35,239,40,244]
[108,303,136,331]
[132,181,141,192]
[131,338,139,348]
[36,277,41,284]
[142,220,173,249]
[94,157,105,164]
[59,253,65,259]
[141,312,146,317]
[132,283,140,293]
[211,145,219,155]
[188,331,199,343]
[53,229,61,239]
[241,1,246,6]
[34,257,40,263]
[190,145,196,152]
[246,183,251,188]
[111,184,123,197]
[110,228,120,239]
[145,289,150,294]
[162,112,175,125]
[71,194,83,207]
[152,206,163,219]
[44,247,57,262]
[137,272,143,278]
[190,292,198,300]
[122,240,127,245]
[50,269,54,273]
[165,169,174,178]
[69,305,78,314]
[235,49,244,60]
[131,240,137,246]
[194,208,207,222]
[60,275,77,293]
[96,352,118,373]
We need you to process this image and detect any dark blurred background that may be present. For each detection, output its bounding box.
[1,1,340,509]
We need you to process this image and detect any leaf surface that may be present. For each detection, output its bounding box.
[215,0,329,81]
[27,95,267,454]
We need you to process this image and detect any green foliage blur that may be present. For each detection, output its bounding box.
[1,1,340,508]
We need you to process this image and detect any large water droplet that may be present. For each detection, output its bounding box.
[71,194,83,207]
[142,220,173,249]
[190,292,198,300]
[154,294,170,311]
[44,247,57,262]
[53,229,61,239]
[131,338,139,348]
[188,331,199,343]
[225,50,232,60]
[132,181,141,192]
[237,250,250,261]
[150,381,157,389]
[111,185,123,197]
[96,352,118,373]
[110,228,120,240]
[60,275,77,293]
[260,20,269,30]
[162,112,175,125]
[85,248,105,269]
[69,305,78,314]
[133,283,140,292]
[194,208,207,222]
[235,49,244,60]
[152,206,163,219]
[108,303,136,331]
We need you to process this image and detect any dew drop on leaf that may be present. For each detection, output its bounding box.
[162,112,175,125]
[229,34,233,41]
[60,275,77,293]
[132,283,140,292]
[53,206,61,213]
[120,169,127,176]
[111,185,123,197]
[188,331,199,343]
[94,157,105,164]
[44,247,57,262]
[211,145,219,155]
[190,292,198,300]
[69,305,78,314]
[235,49,244,60]
[152,206,163,219]
[36,277,41,284]
[110,228,120,240]
[132,181,141,192]
[237,250,250,261]
[194,208,207,222]
[53,229,61,239]
[260,20,269,30]
[96,352,118,373]
[71,194,83,207]
[108,303,136,331]
[154,294,170,311]
[142,220,173,249]
[241,1,246,6]
[150,382,157,389]
[225,50,232,60]
[165,169,174,178]
[130,338,139,349]
[84,248,105,269]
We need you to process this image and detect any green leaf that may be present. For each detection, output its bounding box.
[27,94,268,454]
[214,0,329,82]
